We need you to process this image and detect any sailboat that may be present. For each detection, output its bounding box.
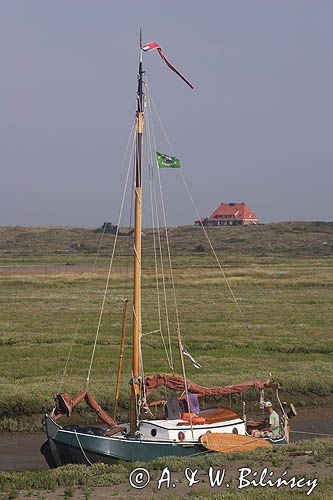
[41,35,293,468]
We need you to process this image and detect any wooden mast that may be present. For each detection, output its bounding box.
[130,31,144,433]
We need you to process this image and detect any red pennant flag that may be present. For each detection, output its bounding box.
[142,41,194,90]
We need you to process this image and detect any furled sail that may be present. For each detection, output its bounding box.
[144,373,274,396]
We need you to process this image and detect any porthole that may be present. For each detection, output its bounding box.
[232,427,238,434]
[178,431,185,441]
[151,428,157,437]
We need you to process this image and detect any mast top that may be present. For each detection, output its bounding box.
[139,29,143,63]
[137,31,144,113]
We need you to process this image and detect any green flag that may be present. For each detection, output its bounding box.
[156,151,180,169]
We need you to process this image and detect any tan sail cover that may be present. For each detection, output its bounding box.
[144,373,273,395]
[200,433,272,452]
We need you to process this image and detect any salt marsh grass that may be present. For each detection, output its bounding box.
[0,223,332,422]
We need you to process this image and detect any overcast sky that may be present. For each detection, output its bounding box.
[1,1,332,227]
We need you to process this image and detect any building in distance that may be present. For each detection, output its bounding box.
[195,202,259,227]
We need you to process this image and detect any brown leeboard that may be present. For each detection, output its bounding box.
[200,433,272,453]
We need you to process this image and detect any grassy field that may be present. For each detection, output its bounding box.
[0,222,332,424]
[0,221,332,260]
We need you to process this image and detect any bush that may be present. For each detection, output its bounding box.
[193,244,206,253]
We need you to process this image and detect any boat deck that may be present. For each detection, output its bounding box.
[198,407,241,424]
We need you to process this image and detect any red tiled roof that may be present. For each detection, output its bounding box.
[209,202,258,221]
[196,202,258,222]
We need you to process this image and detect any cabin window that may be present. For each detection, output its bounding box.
[151,429,157,437]
[232,427,238,434]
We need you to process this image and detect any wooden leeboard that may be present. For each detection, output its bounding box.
[200,433,272,453]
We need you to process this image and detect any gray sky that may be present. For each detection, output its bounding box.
[1,0,332,226]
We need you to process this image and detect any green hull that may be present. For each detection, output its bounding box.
[41,416,285,468]
[42,416,207,466]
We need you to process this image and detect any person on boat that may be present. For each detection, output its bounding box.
[251,401,280,438]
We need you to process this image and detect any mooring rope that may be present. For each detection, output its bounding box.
[74,431,92,465]
[290,430,333,437]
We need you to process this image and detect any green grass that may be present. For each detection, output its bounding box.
[0,438,332,496]
[0,223,332,422]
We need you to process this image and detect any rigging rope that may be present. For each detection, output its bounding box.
[59,119,136,392]
[142,329,162,337]
[146,83,194,437]
[145,90,174,370]
[58,222,107,393]
[147,84,182,368]
[148,150,167,354]
[85,128,136,386]
[151,183,174,368]
[147,88,265,367]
